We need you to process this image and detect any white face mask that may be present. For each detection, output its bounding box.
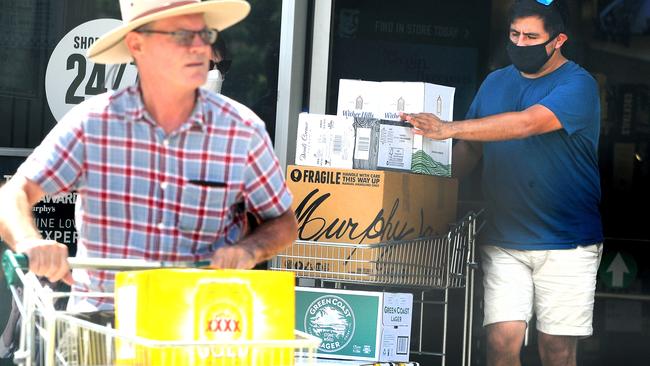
[202,69,223,94]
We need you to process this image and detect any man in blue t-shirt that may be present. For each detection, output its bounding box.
[403,1,602,365]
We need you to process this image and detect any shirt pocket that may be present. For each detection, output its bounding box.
[178,182,229,235]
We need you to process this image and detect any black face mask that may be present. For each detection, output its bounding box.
[506,35,557,74]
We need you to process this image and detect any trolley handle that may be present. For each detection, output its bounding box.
[2,249,26,286]
[2,249,211,286]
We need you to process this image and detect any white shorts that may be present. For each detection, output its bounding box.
[480,244,603,336]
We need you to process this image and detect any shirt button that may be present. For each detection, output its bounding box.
[157,222,165,230]
[163,139,169,147]
[161,182,168,190]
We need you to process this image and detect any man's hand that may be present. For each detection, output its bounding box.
[15,238,72,284]
[401,112,452,140]
[208,210,297,270]
[209,244,257,269]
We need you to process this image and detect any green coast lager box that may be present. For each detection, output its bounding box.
[296,287,413,362]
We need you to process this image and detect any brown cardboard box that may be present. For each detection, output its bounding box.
[287,165,458,244]
[281,165,458,280]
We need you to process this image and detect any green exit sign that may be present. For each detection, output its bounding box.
[599,251,638,289]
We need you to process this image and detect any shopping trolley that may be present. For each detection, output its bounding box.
[270,211,482,366]
[2,250,320,366]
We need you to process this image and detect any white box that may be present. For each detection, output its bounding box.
[352,118,415,172]
[376,124,413,171]
[378,82,455,122]
[337,79,456,177]
[336,79,381,119]
[381,81,456,177]
[295,113,356,169]
[295,287,413,362]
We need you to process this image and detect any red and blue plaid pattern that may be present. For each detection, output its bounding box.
[18,86,292,309]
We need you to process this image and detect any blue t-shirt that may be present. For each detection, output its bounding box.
[466,62,603,250]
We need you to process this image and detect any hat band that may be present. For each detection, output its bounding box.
[132,1,198,21]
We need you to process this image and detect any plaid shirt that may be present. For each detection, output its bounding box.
[18,86,292,309]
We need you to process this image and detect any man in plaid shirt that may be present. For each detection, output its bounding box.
[0,0,297,310]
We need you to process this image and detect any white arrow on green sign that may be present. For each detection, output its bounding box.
[598,251,638,289]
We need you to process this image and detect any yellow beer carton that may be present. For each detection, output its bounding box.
[114,269,295,365]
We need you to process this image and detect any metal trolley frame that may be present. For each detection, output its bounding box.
[2,252,320,366]
[270,211,481,366]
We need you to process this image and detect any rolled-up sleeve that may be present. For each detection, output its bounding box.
[16,106,86,196]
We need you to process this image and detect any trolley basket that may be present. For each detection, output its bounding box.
[270,212,479,289]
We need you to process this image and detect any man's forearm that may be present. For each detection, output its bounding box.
[237,210,298,263]
[447,105,562,141]
[448,112,534,141]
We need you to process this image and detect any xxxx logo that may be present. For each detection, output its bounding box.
[203,308,246,339]
[206,316,242,333]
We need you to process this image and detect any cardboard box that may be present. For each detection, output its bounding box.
[287,165,457,245]
[351,117,381,170]
[381,81,456,177]
[337,79,455,177]
[295,113,356,169]
[284,165,457,279]
[337,79,382,119]
[295,287,413,362]
[378,81,455,122]
[353,118,414,172]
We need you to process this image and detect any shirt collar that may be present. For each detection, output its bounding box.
[130,84,206,133]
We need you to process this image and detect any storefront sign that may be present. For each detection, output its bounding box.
[45,18,138,122]
[0,154,78,253]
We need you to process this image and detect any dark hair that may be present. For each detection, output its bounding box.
[509,0,569,37]
[211,35,228,60]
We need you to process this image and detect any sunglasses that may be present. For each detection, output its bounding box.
[209,59,232,74]
[536,0,554,5]
[136,27,218,47]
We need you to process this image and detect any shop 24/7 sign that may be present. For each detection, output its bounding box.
[45,19,139,122]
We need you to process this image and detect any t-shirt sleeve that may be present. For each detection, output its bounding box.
[465,95,479,120]
[243,122,293,221]
[538,73,600,136]
[15,104,87,196]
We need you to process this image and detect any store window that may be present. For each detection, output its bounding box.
[327,0,492,120]
[0,0,282,149]
[219,0,282,141]
[0,1,120,148]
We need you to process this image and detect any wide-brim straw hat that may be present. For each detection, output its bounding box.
[88,0,250,64]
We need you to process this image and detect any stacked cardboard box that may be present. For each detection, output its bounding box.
[295,113,356,169]
[353,118,414,172]
[282,165,457,278]
[337,79,456,177]
[297,113,415,172]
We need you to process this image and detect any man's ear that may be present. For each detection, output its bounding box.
[555,33,568,49]
[125,32,144,58]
